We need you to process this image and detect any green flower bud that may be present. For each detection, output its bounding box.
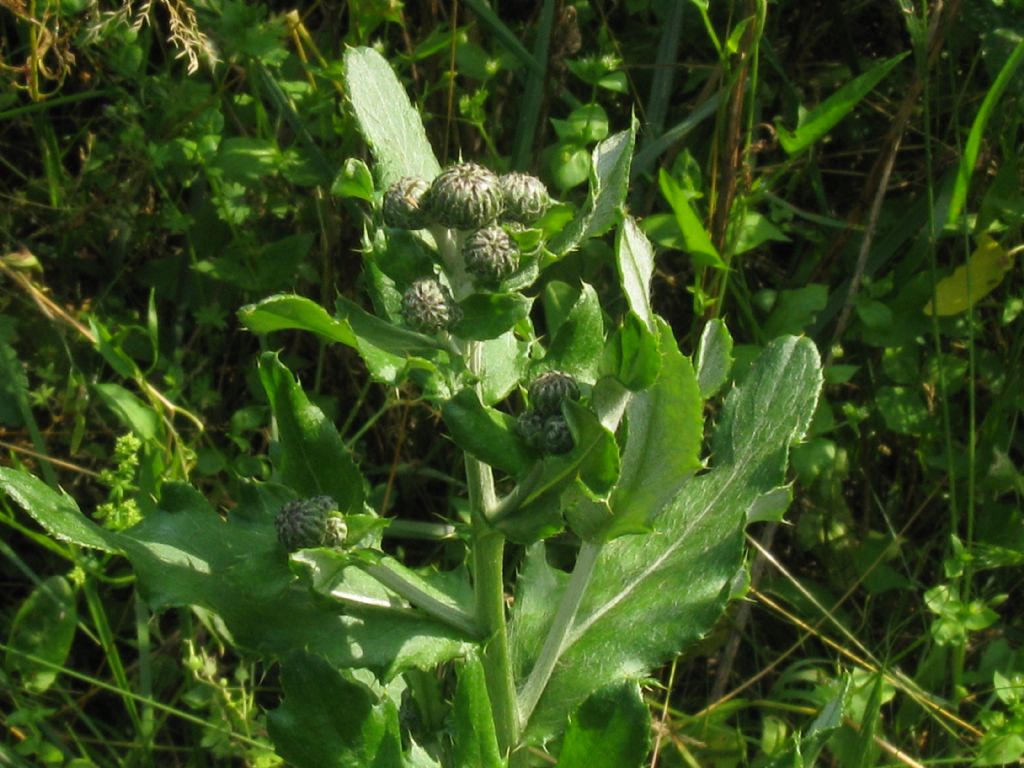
[383,177,432,229]
[528,370,580,416]
[275,496,347,552]
[402,277,462,333]
[541,414,574,455]
[463,224,519,284]
[428,162,504,230]
[499,172,549,224]
[515,410,545,450]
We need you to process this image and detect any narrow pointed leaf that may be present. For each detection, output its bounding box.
[696,318,734,399]
[238,293,357,347]
[452,655,505,768]
[259,353,365,512]
[0,467,118,552]
[775,52,909,155]
[616,216,655,330]
[550,118,638,255]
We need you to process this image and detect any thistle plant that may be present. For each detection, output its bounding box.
[0,47,823,767]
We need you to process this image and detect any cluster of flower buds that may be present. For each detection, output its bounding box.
[382,162,550,334]
[515,370,580,455]
[275,495,347,552]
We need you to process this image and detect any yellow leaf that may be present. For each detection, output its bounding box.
[924,234,1015,316]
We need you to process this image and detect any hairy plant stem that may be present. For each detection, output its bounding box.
[464,340,520,757]
[516,539,602,729]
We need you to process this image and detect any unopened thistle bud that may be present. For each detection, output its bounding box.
[528,370,580,416]
[275,496,347,552]
[383,177,432,229]
[428,162,504,230]
[463,224,519,284]
[499,172,549,224]
[541,414,574,455]
[402,277,462,333]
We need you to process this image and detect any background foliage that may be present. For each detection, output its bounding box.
[1,0,1023,765]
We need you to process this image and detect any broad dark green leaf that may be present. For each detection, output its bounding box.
[343,47,441,188]
[696,318,734,399]
[557,681,650,768]
[452,655,505,768]
[549,118,638,255]
[541,283,604,384]
[615,216,655,330]
[762,284,828,338]
[512,336,822,741]
[603,320,703,538]
[124,483,469,675]
[1,471,467,676]
[238,294,357,347]
[258,353,364,512]
[267,651,403,768]
[5,575,77,693]
[776,52,909,155]
[441,389,534,476]
[452,293,532,341]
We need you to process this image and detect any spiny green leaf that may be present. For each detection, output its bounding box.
[344,47,441,188]
[512,336,822,741]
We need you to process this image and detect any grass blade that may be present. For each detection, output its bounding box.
[776,51,909,155]
[947,35,1024,226]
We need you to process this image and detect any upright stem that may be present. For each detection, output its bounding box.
[464,340,520,756]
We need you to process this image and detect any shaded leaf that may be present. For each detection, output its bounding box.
[453,293,532,341]
[540,282,604,384]
[442,389,534,476]
[267,651,403,768]
[5,575,77,693]
[557,681,650,768]
[603,320,703,538]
